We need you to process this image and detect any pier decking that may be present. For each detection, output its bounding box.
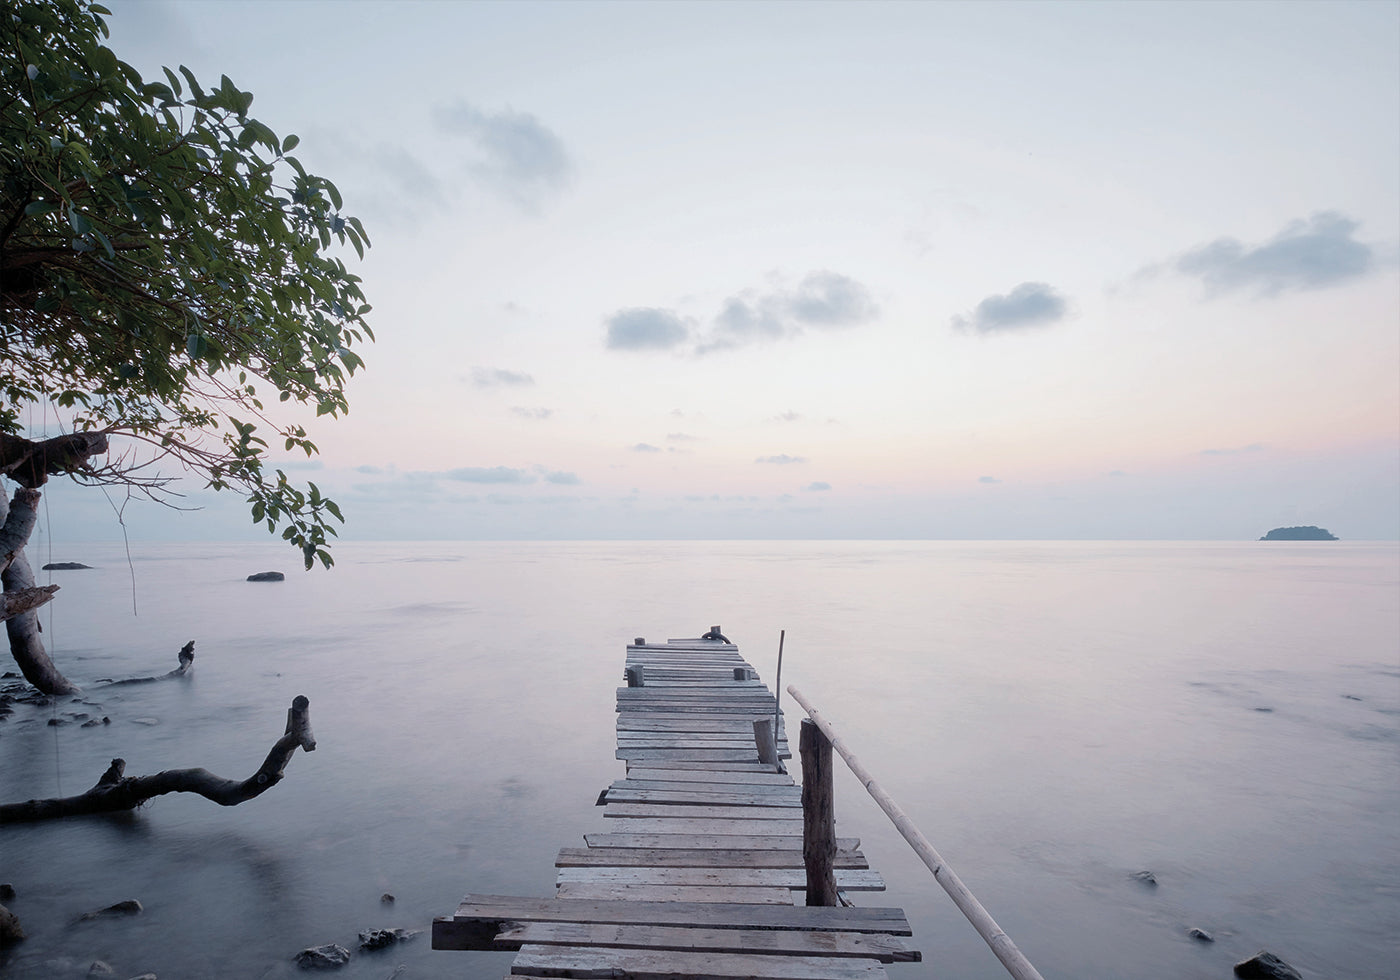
[433,634,922,979]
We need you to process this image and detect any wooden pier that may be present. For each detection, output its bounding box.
[433,632,922,979]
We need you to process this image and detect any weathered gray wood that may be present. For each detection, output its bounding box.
[800,718,839,908]
[625,759,783,773]
[555,883,795,904]
[583,833,861,851]
[754,717,779,766]
[625,665,645,688]
[556,847,868,869]
[604,803,806,820]
[610,779,801,796]
[493,921,918,962]
[510,944,890,978]
[623,768,794,785]
[555,867,885,890]
[438,895,911,936]
[587,817,804,835]
[602,787,802,808]
[618,748,790,762]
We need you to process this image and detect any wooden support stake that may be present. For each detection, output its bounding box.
[625,665,645,688]
[733,666,753,680]
[752,718,778,766]
[799,718,838,907]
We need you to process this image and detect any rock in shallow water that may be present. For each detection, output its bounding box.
[1234,950,1304,979]
[247,571,285,582]
[1188,926,1214,942]
[295,944,351,969]
[359,927,419,950]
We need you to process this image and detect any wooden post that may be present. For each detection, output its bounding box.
[799,718,838,907]
[625,665,644,688]
[633,637,645,645]
[733,666,753,680]
[752,718,778,766]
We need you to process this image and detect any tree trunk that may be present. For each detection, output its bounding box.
[0,696,316,823]
[0,488,78,695]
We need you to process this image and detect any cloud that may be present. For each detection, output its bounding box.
[978,475,1002,484]
[700,271,879,353]
[788,271,879,327]
[444,466,532,484]
[1173,212,1374,296]
[434,101,572,209]
[804,481,831,491]
[605,308,694,351]
[666,432,700,442]
[541,470,580,485]
[1201,443,1265,456]
[510,406,553,420]
[470,367,534,388]
[953,282,1068,334]
[630,443,662,453]
[771,410,802,423]
[756,454,807,465]
[272,458,324,472]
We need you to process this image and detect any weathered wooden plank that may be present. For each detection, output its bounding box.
[622,768,795,785]
[555,867,885,890]
[624,759,784,773]
[555,883,796,904]
[587,817,803,835]
[602,788,802,808]
[440,896,910,935]
[617,748,778,762]
[510,944,889,979]
[555,847,868,869]
[604,803,806,821]
[494,922,919,963]
[583,833,861,851]
[617,717,787,733]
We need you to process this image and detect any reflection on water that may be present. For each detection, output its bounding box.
[1,540,1396,979]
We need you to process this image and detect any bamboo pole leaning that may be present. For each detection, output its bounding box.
[786,684,1047,980]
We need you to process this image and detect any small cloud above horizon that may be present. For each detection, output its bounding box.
[1171,212,1375,296]
[510,406,553,420]
[445,465,532,484]
[1201,443,1266,456]
[978,475,1002,484]
[469,366,535,388]
[756,454,807,465]
[605,308,694,351]
[953,282,1068,334]
[630,443,662,453]
[804,481,831,491]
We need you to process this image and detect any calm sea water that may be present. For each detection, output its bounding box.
[0,540,1396,980]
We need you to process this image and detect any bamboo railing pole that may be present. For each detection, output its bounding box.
[787,684,1047,980]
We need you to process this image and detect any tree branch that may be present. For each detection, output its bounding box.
[0,696,316,823]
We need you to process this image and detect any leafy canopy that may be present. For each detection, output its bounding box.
[1,0,371,567]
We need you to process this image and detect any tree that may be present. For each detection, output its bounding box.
[1,0,372,691]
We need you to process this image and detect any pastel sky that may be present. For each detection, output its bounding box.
[38,0,1400,542]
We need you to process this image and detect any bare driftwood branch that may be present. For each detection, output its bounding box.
[0,696,316,823]
[97,641,195,685]
[0,583,58,623]
[1,487,79,694]
[0,431,109,488]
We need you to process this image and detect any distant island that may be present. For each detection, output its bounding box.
[1259,526,1338,541]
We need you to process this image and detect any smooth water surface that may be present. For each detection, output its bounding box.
[1,541,1396,979]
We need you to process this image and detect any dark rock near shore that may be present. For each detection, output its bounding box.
[41,561,92,570]
[1188,926,1214,942]
[0,902,23,945]
[1235,950,1304,979]
[0,884,14,901]
[86,961,114,977]
[295,943,351,969]
[78,899,142,921]
[379,893,395,904]
[247,570,285,582]
[359,928,419,950]
[1259,526,1337,541]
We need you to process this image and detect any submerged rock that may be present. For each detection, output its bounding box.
[79,899,142,921]
[379,893,395,904]
[247,571,285,582]
[1188,926,1214,942]
[0,902,23,945]
[86,961,114,977]
[1235,950,1304,979]
[41,561,92,570]
[1130,870,1157,886]
[295,943,351,969]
